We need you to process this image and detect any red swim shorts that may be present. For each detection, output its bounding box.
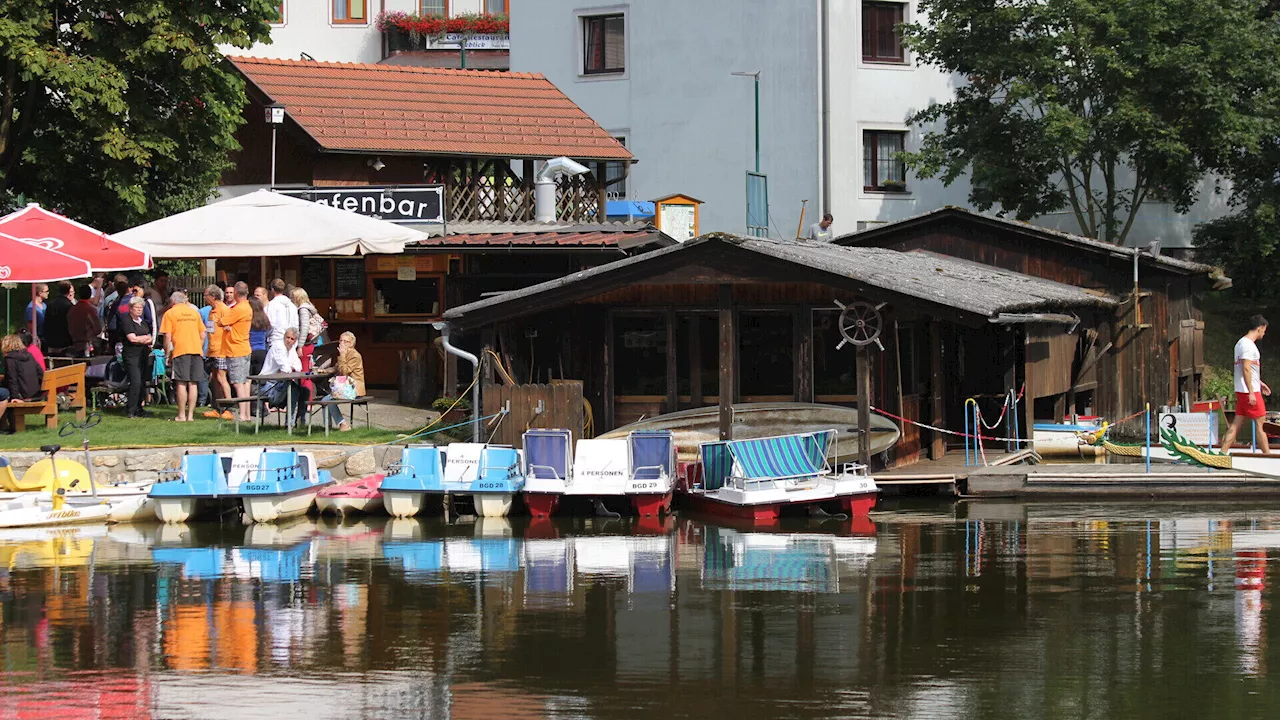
[1237,392,1267,419]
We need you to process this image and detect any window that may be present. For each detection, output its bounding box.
[583,14,625,75]
[862,2,905,63]
[272,1,286,24]
[333,0,367,24]
[863,130,907,191]
[420,0,445,14]
[605,136,628,199]
[485,0,509,14]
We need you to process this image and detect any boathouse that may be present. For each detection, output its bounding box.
[442,232,1137,469]
[836,208,1223,427]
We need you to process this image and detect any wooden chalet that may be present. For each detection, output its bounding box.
[836,207,1224,428]
[442,232,1142,469]
[213,57,666,391]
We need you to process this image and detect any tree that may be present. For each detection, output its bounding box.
[0,2,277,232]
[902,0,1280,245]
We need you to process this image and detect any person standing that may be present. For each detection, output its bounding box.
[100,274,128,323]
[803,213,835,242]
[248,297,271,377]
[148,271,170,321]
[291,287,322,399]
[88,274,105,310]
[266,279,298,350]
[67,284,103,356]
[24,284,48,341]
[1221,315,1272,453]
[253,285,269,307]
[219,283,254,422]
[201,285,232,419]
[42,281,75,355]
[119,297,154,419]
[160,291,206,422]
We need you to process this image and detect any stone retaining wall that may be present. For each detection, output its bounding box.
[5,444,403,485]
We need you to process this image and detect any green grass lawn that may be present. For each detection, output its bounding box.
[0,404,407,452]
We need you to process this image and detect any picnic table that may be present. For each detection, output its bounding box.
[249,371,331,435]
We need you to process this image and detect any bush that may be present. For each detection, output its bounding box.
[431,395,472,413]
[1202,365,1235,409]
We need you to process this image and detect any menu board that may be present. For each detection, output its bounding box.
[300,257,332,299]
[334,258,365,299]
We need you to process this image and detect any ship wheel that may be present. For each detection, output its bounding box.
[835,300,885,351]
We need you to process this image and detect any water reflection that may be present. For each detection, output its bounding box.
[5,503,1280,717]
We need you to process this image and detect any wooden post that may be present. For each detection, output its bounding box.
[856,345,873,467]
[795,306,814,403]
[718,285,736,441]
[595,161,608,221]
[603,310,615,431]
[929,320,946,460]
[665,307,678,414]
[689,314,703,407]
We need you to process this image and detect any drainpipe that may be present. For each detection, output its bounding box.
[435,321,480,442]
[989,313,1081,332]
[819,0,832,214]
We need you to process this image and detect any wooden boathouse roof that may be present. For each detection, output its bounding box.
[442,233,1118,329]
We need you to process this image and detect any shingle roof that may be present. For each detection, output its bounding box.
[838,206,1213,274]
[228,57,633,161]
[444,233,1116,326]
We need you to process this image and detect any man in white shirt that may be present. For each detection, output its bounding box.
[266,278,298,355]
[1221,315,1271,453]
[260,326,305,427]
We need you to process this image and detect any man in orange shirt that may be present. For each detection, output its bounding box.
[202,285,232,420]
[220,283,254,421]
[160,291,207,422]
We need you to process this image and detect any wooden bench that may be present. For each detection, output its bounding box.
[3,363,87,431]
[306,395,373,437]
[213,395,267,434]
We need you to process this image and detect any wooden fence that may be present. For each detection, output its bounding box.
[482,381,585,449]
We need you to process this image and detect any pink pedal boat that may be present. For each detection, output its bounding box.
[316,474,385,516]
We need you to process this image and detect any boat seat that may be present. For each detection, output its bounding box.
[40,445,61,455]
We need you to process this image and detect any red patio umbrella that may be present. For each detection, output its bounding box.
[0,232,93,282]
[0,204,148,341]
[0,203,151,272]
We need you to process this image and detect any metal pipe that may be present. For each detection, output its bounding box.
[435,322,480,442]
[819,0,832,215]
[270,124,278,189]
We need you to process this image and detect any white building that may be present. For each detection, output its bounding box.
[238,0,511,67]
[509,1,1227,250]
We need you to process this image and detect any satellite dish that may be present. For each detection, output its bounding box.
[834,300,884,351]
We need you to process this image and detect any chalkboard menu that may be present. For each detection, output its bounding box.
[335,258,365,299]
[300,258,332,299]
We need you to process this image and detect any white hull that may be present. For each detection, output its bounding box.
[473,493,514,518]
[154,498,198,524]
[242,489,319,524]
[382,491,427,518]
[100,495,158,523]
[706,473,879,507]
[0,481,153,503]
[316,495,383,516]
[0,499,116,529]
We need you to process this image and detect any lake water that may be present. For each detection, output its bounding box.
[3,501,1280,718]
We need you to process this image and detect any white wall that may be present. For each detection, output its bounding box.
[511,1,822,238]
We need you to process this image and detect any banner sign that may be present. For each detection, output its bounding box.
[280,185,444,224]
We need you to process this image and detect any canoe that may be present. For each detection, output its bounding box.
[599,402,902,462]
[0,495,116,529]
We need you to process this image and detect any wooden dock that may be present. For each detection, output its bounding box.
[876,451,1280,498]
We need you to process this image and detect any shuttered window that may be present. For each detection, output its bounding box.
[583,14,625,75]
[862,2,906,63]
[333,0,367,24]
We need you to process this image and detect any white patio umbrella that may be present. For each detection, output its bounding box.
[113,189,429,257]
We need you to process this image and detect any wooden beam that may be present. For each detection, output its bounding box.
[603,310,615,431]
[857,346,873,467]
[929,320,946,460]
[718,285,736,440]
[795,306,814,403]
[665,307,678,413]
[689,314,703,407]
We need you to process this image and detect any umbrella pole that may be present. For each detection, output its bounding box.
[28,283,36,341]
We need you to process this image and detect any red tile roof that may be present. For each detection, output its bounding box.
[228,56,632,161]
[418,229,664,249]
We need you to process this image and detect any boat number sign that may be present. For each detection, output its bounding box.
[280,186,445,224]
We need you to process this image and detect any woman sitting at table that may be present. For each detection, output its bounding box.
[260,327,305,427]
[321,331,365,432]
[17,328,45,371]
[1,334,44,434]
